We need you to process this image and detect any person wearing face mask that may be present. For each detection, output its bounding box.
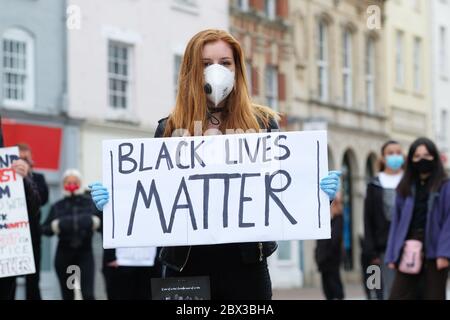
[90,29,341,300]
[385,138,450,300]
[41,169,101,300]
[363,141,404,300]
[15,143,49,300]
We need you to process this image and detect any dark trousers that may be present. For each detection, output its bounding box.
[103,266,157,300]
[54,248,95,300]
[167,260,272,300]
[24,243,41,300]
[390,259,449,300]
[320,267,345,300]
[0,277,16,300]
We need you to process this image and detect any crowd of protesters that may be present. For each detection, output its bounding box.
[0,29,448,301]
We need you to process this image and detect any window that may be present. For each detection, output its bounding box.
[108,41,132,110]
[2,28,34,109]
[317,20,329,102]
[365,37,376,113]
[413,37,422,92]
[174,54,182,98]
[237,0,249,12]
[440,26,448,78]
[264,0,276,20]
[265,65,278,111]
[395,31,405,88]
[342,29,353,107]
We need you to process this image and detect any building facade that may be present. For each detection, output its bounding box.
[255,0,388,288]
[430,0,450,170]
[67,0,229,187]
[229,0,300,288]
[0,0,80,298]
[384,0,432,146]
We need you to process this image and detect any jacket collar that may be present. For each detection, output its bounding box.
[368,176,382,188]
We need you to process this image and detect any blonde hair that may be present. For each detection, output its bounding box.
[164,29,279,137]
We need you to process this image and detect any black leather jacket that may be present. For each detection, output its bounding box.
[155,115,279,272]
[42,194,101,250]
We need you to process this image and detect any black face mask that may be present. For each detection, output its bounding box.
[412,158,435,174]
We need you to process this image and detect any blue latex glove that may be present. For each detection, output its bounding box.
[319,171,342,201]
[89,182,109,211]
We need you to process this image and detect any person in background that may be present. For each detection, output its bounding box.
[41,169,101,300]
[363,140,404,299]
[315,192,345,300]
[385,137,450,300]
[17,143,49,300]
[0,158,41,299]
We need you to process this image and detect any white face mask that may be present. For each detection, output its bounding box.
[203,63,235,107]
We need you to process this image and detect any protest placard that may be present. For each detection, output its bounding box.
[102,131,330,248]
[0,147,36,278]
[116,247,157,267]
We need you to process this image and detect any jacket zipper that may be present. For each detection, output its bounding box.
[179,246,192,272]
[258,242,264,262]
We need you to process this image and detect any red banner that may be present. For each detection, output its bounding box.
[2,119,62,171]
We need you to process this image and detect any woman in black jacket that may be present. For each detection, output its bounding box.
[315,192,344,300]
[90,29,340,300]
[42,169,101,300]
[363,140,404,299]
[0,158,41,300]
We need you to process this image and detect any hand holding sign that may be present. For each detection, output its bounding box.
[89,183,109,211]
[319,171,342,200]
[11,159,30,178]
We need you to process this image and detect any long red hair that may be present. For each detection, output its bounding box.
[163,29,278,137]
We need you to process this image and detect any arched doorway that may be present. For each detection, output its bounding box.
[365,153,378,183]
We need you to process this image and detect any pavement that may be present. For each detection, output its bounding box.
[273,281,450,300]
[273,283,367,300]
[15,276,450,300]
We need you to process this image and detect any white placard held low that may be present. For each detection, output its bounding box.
[116,247,157,267]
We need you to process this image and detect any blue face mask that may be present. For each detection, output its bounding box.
[385,155,404,171]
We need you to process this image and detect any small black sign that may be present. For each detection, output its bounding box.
[151,276,210,300]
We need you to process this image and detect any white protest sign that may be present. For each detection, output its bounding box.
[102,131,330,248]
[0,147,36,278]
[116,247,157,267]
